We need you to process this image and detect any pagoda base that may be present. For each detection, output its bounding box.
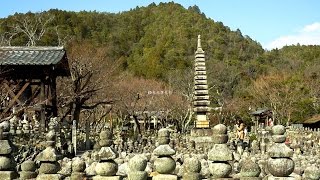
[196,120,210,128]
[190,128,214,151]
[195,114,209,128]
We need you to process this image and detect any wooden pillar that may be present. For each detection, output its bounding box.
[40,78,46,132]
[50,76,57,117]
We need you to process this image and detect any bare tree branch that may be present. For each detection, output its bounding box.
[54,26,72,46]
[10,13,54,46]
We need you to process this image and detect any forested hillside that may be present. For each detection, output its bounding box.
[0,2,263,77]
[1,2,319,125]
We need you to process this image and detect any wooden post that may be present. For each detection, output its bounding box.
[40,78,46,132]
[50,76,57,117]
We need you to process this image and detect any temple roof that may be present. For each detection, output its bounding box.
[0,46,66,66]
[250,108,272,116]
[303,114,320,124]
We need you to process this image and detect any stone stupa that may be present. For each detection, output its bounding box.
[193,34,210,128]
[190,35,213,149]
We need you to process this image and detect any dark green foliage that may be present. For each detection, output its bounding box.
[0,2,263,80]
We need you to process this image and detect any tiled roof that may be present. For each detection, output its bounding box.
[304,114,320,124]
[250,108,271,115]
[0,46,66,65]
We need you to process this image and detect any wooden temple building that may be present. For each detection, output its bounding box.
[303,114,320,129]
[0,46,70,130]
[250,108,273,133]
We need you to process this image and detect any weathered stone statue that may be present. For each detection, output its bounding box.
[22,114,30,134]
[0,126,18,179]
[267,125,295,179]
[153,128,177,180]
[16,120,23,135]
[240,158,261,180]
[9,113,18,135]
[128,155,148,180]
[183,157,201,180]
[70,157,86,180]
[302,164,320,180]
[208,124,233,179]
[93,129,120,180]
[32,115,40,134]
[36,130,62,179]
[20,160,37,179]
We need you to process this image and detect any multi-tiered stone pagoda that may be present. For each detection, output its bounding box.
[193,35,210,128]
[190,35,213,150]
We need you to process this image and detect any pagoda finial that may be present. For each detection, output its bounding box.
[197,34,201,49]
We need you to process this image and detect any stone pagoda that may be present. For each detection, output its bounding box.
[190,35,213,150]
[193,34,210,128]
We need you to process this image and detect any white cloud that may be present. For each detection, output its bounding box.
[301,22,320,33]
[265,22,320,50]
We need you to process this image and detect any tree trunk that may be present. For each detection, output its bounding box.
[132,115,141,136]
[72,98,81,128]
[184,108,194,131]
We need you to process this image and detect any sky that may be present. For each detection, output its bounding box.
[1,0,320,50]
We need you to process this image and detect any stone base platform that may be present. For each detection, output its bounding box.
[36,174,63,180]
[19,171,37,179]
[71,172,85,180]
[183,173,201,180]
[93,175,122,180]
[265,175,296,180]
[0,171,18,180]
[190,128,214,150]
[240,177,262,180]
[153,174,177,180]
